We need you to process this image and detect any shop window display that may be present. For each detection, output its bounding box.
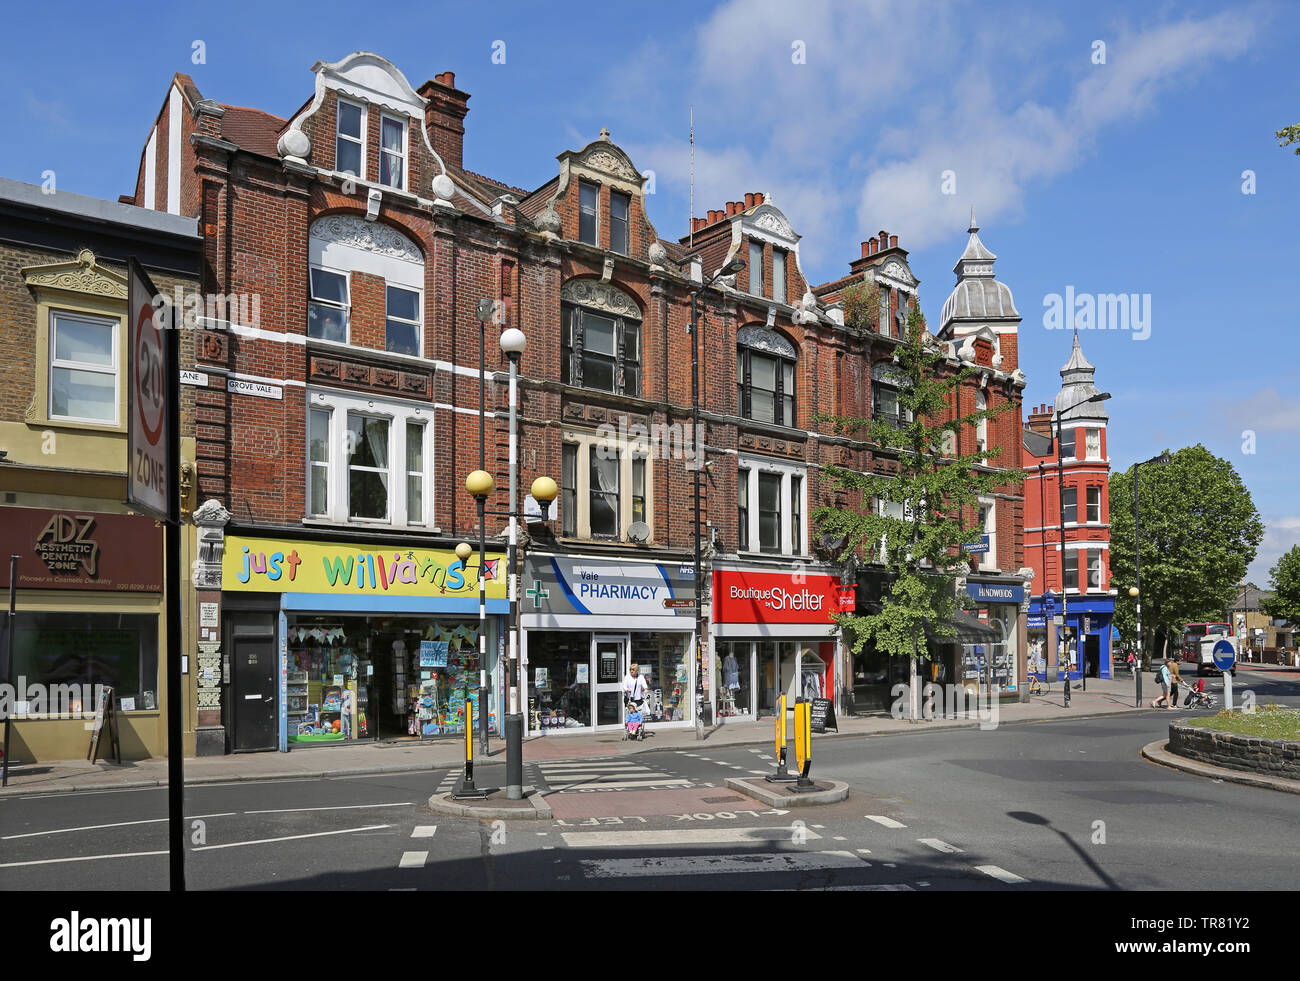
[715,642,751,717]
[631,632,689,722]
[528,631,592,729]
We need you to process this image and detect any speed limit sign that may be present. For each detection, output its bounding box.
[127,258,173,521]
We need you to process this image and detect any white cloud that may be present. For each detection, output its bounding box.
[1248,516,1300,586]
[1215,388,1300,433]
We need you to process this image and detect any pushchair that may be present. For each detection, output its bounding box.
[1182,678,1216,710]
[623,700,646,741]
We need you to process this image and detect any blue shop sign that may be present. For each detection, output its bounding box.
[1027,615,1046,629]
[966,582,1024,605]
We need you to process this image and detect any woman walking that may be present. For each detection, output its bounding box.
[1149,658,1171,709]
[1167,656,1182,708]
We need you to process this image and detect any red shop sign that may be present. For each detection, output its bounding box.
[713,570,842,624]
[0,507,163,592]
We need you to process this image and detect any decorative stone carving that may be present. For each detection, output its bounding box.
[309,215,421,263]
[791,290,820,325]
[562,279,641,318]
[431,173,456,205]
[374,368,399,389]
[278,128,312,162]
[310,357,341,379]
[23,249,128,299]
[880,259,916,286]
[583,148,638,180]
[737,326,796,359]
[647,241,669,268]
[400,372,428,395]
[535,204,562,237]
[753,211,794,239]
[199,330,227,361]
[193,499,230,589]
[344,363,371,384]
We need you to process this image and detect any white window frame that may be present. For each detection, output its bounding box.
[309,265,351,343]
[977,497,997,571]
[1086,485,1101,524]
[1087,547,1103,591]
[405,418,427,526]
[308,405,332,517]
[305,389,433,529]
[578,181,600,246]
[378,112,408,191]
[975,391,988,453]
[385,284,422,357]
[1085,427,1102,460]
[560,431,654,542]
[335,97,366,180]
[738,456,807,557]
[48,310,119,425]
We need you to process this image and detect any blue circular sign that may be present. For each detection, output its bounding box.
[1212,639,1236,671]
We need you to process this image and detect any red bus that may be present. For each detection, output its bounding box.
[1181,622,1232,674]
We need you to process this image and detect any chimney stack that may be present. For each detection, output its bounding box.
[418,73,470,171]
[889,234,898,248]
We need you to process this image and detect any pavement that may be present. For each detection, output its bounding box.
[0,675,1150,797]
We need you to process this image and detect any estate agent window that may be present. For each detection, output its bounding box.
[737,326,796,426]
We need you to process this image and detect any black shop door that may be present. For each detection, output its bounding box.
[229,615,277,752]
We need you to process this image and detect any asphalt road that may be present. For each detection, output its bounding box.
[1,669,1295,892]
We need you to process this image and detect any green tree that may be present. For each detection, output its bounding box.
[1277,124,1300,156]
[1262,545,1300,627]
[1109,444,1263,662]
[815,305,1021,719]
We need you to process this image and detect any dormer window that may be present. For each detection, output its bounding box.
[379,114,406,189]
[579,181,599,245]
[610,191,630,255]
[748,241,764,296]
[336,99,364,178]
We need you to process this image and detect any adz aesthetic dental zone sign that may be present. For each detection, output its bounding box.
[713,570,843,624]
[523,557,695,616]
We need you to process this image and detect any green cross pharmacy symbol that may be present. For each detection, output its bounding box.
[526,581,549,609]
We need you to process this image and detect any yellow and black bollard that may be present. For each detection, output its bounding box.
[792,696,817,793]
[765,693,796,783]
[451,693,489,800]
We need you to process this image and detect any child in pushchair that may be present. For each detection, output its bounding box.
[623,699,646,741]
[1182,677,1216,709]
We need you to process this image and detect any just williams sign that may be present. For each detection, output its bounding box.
[0,507,163,592]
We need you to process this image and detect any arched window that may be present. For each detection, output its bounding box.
[737,326,796,426]
[560,280,642,396]
[871,361,911,428]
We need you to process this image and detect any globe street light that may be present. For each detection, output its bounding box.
[689,255,746,740]
[465,469,495,755]
[500,326,526,799]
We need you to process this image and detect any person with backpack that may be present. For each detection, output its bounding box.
[1149,658,1171,709]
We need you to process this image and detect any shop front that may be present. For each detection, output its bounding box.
[962,579,1025,700]
[712,564,848,721]
[1026,594,1112,681]
[521,553,697,733]
[221,535,506,751]
[0,507,171,761]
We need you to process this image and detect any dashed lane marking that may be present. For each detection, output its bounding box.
[411,826,437,838]
[399,851,428,868]
[975,865,1029,884]
[918,838,963,854]
[865,815,906,829]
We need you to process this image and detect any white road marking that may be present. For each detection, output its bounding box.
[856,848,872,855]
[399,851,428,868]
[561,827,822,848]
[410,826,437,838]
[0,850,167,868]
[748,771,768,776]
[550,779,692,791]
[536,761,652,770]
[803,883,914,891]
[975,865,1029,884]
[918,838,963,854]
[865,815,907,829]
[193,825,390,851]
[578,851,869,878]
[748,749,766,755]
[1,813,236,840]
[243,802,413,815]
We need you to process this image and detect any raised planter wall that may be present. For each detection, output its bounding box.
[1168,720,1300,779]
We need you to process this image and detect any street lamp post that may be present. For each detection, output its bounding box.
[465,469,495,756]
[1054,391,1110,708]
[1131,451,1171,706]
[689,255,746,741]
[500,327,526,799]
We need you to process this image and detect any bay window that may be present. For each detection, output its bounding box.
[1059,425,1076,460]
[305,390,432,526]
[1087,548,1104,591]
[1063,550,1079,592]
[737,458,806,556]
[1085,427,1101,460]
[560,432,653,542]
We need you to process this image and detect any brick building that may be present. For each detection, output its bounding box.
[124,51,1030,750]
[1023,332,1116,681]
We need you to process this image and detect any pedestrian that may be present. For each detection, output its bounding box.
[1149,658,1170,709]
[1167,656,1181,708]
[1126,649,1137,679]
[623,662,648,714]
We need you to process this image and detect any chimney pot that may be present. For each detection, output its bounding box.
[880,230,888,248]
[754,193,763,205]
[870,238,878,254]
[443,72,456,87]
[860,241,870,258]
[890,234,899,248]
[727,201,738,217]
[744,192,755,208]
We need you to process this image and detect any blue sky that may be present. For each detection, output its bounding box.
[5,0,1298,586]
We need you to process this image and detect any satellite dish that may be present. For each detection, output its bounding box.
[627,521,650,544]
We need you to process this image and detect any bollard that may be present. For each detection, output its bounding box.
[451,697,488,800]
[766,693,796,783]
[792,696,817,792]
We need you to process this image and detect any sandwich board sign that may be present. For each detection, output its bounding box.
[127,259,173,522]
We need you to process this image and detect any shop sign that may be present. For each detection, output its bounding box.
[713,569,842,624]
[834,584,857,612]
[223,536,506,598]
[1027,615,1046,629]
[0,507,163,592]
[962,535,990,554]
[522,556,695,617]
[965,582,1024,605]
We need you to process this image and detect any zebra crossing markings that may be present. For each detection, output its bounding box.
[534,759,692,793]
[560,827,821,848]
[398,851,428,868]
[918,838,962,854]
[975,865,1028,884]
[865,815,907,829]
